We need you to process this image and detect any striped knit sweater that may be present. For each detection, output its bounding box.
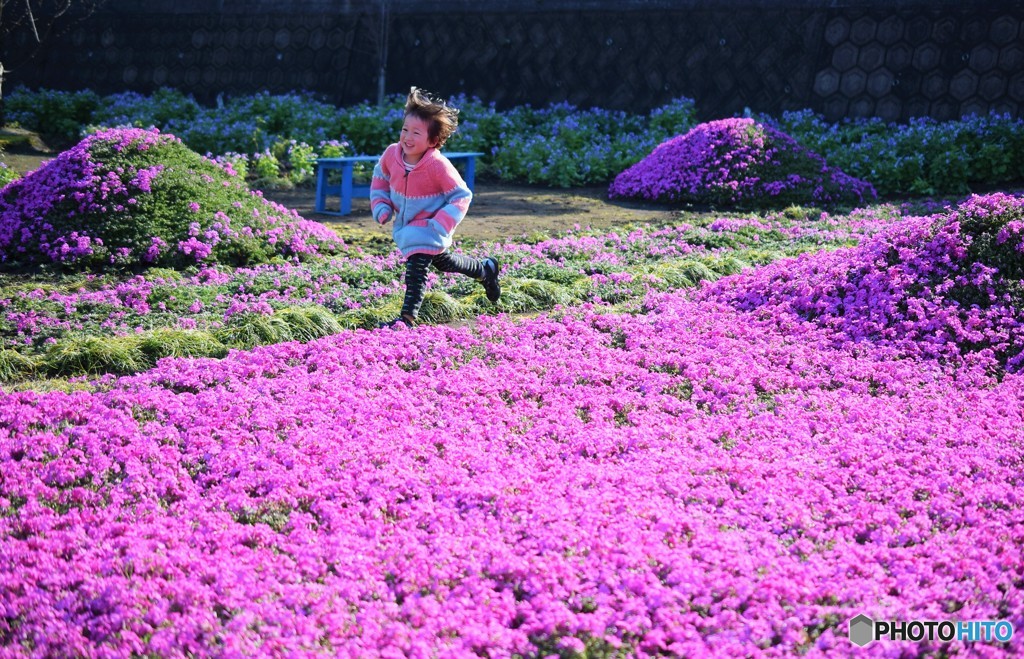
[370,144,473,257]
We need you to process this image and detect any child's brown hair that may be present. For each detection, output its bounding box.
[404,87,459,148]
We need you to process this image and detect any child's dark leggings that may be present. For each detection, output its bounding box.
[402,252,485,319]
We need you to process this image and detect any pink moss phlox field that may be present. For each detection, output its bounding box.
[609,118,876,208]
[0,127,345,270]
[3,275,1023,654]
[709,192,1024,373]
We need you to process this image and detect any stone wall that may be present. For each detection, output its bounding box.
[3,0,1022,121]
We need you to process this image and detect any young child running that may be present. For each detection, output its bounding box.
[370,87,501,329]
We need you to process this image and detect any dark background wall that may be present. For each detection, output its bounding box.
[3,0,1023,122]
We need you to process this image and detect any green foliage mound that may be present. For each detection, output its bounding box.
[0,128,345,272]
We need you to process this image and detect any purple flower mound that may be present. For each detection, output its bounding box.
[609,118,876,208]
[709,192,1024,373]
[0,127,345,271]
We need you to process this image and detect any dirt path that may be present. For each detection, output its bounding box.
[261,184,677,241]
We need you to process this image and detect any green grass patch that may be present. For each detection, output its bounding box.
[336,298,404,330]
[276,305,344,341]
[138,329,229,361]
[418,291,469,325]
[0,349,37,382]
[44,335,149,377]
[215,313,297,348]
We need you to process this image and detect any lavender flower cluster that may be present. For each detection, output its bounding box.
[609,119,877,209]
[0,128,345,271]
[1,274,1022,655]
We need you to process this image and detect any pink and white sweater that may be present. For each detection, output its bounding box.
[370,144,473,257]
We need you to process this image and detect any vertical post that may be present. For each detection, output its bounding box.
[376,0,389,105]
[0,61,6,126]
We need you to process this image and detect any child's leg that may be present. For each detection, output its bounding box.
[431,252,485,279]
[400,253,434,321]
[432,252,501,303]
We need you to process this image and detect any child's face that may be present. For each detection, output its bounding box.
[400,114,437,163]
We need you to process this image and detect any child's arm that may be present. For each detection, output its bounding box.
[428,157,472,237]
[370,145,396,224]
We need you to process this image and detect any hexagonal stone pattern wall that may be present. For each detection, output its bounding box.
[814,9,1022,120]
[3,2,1021,122]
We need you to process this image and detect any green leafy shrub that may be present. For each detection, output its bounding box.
[317,140,350,159]
[774,110,1024,196]
[251,149,284,183]
[0,127,346,272]
[4,87,100,143]
[160,91,343,156]
[488,98,696,187]
[213,152,249,180]
[273,140,319,185]
[91,88,202,129]
[647,97,699,137]
[0,163,20,188]
[446,95,510,155]
[10,87,1024,195]
[338,97,405,155]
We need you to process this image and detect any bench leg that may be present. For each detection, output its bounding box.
[464,158,476,191]
[315,166,329,213]
[341,163,355,216]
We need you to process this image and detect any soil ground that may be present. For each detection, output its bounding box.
[1,148,679,241]
[261,184,678,241]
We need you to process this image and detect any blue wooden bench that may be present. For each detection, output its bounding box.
[314,151,484,216]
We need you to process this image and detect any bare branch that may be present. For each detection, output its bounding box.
[53,0,74,19]
[1,0,110,48]
[26,0,41,43]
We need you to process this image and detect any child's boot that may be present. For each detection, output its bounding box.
[481,257,501,303]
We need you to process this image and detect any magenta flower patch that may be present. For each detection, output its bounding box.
[609,118,876,209]
[1,296,1022,656]
[710,192,1024,373]
[0,128,345,271]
